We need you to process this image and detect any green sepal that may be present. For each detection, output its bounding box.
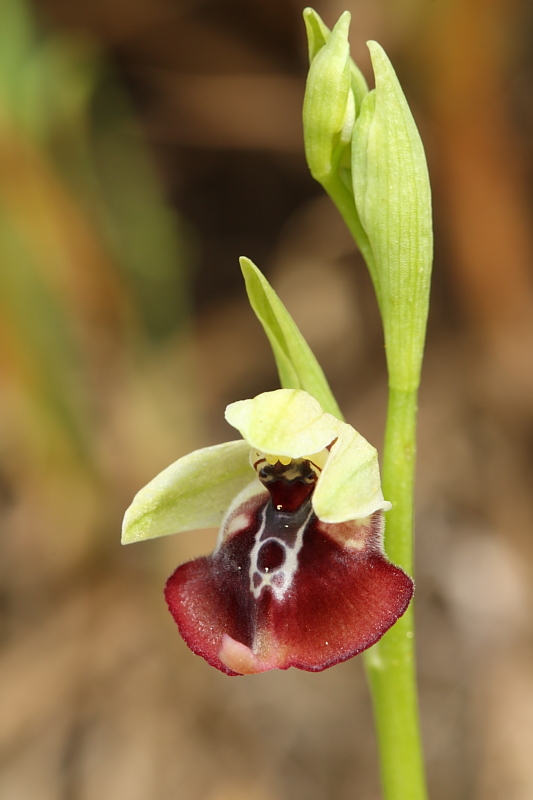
[351,42,433,391]
[226,389,340,457]
[121,440,253,543]
[240,257,343,420]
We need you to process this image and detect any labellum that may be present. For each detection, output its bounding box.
[165,448,413,675]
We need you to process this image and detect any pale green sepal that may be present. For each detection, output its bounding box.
[226,389,340,458]
[240,257,343,420]
[226,388,390,522]
[303,7,368,114]
[302,11,352,182]
[351,41,433,392]
[314,424,391,523]
[121,440,253,543]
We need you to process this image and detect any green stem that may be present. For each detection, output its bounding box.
[319,154,427,800]
[363,387,427,800]
[321,171,377,285]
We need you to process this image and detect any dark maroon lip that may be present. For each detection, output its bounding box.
[164,476,413,675]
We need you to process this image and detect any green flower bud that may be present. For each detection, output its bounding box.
[302,11,353,182]
[303,8,368,114]
[352,42,432,391]
[303,6,331,63]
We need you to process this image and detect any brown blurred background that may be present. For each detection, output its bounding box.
[1,0,533,798]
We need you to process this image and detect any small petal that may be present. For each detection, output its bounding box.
[314,424,391,522]
[122,440,253,544]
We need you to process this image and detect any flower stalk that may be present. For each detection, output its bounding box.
[303,9,432,799]
[366,387,425,800]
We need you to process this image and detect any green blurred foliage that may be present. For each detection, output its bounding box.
[0,0,190,478]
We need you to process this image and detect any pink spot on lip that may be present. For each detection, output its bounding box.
[218,635,276,675]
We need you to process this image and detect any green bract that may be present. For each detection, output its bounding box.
[240,257,342,419]
[352,43,432,391]
[122,389,390,544]
[302,10,432,394]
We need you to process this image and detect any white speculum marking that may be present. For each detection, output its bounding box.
[225,513,251,538]
[248,504,312,601]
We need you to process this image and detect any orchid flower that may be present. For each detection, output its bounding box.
[123,388,413,675]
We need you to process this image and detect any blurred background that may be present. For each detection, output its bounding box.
[1,0,533,797]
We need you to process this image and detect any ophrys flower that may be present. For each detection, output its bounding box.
[122,389,413,675]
